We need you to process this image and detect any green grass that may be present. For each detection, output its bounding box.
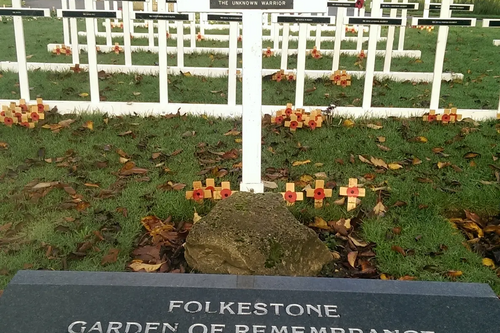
[0,16,500,293]
[0,0,11,7]
[0,113,499,293]
[0,18,499,109]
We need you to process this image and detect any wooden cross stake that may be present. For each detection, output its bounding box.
[203,178,220,196]
[423,110,438,122]
[305,110,323,130]
[186,181,212,202]
[439,107,462,123]
[271,110,285,125]
[284,114,303,132]
[281,183,304,206]
[214,181,237,200]
[339,178,366,211]
[306,180,332,208]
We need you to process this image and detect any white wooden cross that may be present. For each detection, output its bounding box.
[411,0,476,111]
[131,9,194,106]
[177,0,327,193]
[57,2,122,105]
[1,1,51,102]
[482,19,500,111]
[344,0,407,110]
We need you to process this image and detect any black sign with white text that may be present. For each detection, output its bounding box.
[348,17,403,25]
[327,1,357,8]
[135,13,189,21]
[207,14,243,22]
[210,0,293,10]
[0,9,46,16]
[380,3,418,10]
[0,271,499,333]
[277,16,331,24]
[429,4,473,11]
[61,10,118,18]
[416,18,474,26]
[487,20,500,27]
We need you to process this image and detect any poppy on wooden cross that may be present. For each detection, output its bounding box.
[196,32,204,42]
[305,110,323,130]
[18,99,28,112]
[264,47,274,58]
[306,180,333,208]
[339,178,366,211]
[310,46,322,59]
[203,178,221,196]
[30,105,45,122]
[331,70,351,87]
[186,181,213,202]
[438,107,462,124]
[70,64,82,73]
[272,70,285,82]
[214,182,237,200]
[36,98,49,113]
[271,110,285,125]
[113,43,123,54]
[284,103,294,117]
[285,114,303,132]
[355,0,365,9]
[423,110,438,122]
[294,108,305,122]
[14,107,27,123]
[281,183,304,206]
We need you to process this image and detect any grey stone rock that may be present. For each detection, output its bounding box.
[185,192,332,276]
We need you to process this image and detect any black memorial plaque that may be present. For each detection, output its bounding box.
[61,10,119,18]
[488,20,500,27]
[208,14,243,22]
[0,271,500,333]
[135,12,189,21]
[210,0,293,10]
[0,9,46,16]
[327,1,357,8]
[380,3,418,10]
[277,16,331,24]
[416,18,474,26]
[429,4,473,11]
[349,17,403,25]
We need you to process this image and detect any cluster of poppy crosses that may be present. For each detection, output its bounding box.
[0,99,49,128]
[422,108,463,124]
[186,179,366,211]
[271,104,325,131]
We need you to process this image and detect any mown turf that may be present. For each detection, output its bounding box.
[0,18,499,109]
[0,111,499,293]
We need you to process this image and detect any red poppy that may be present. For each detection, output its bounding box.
[193,189,204,200]
[0,111,4,117]
[287,74,296,81]
[428,114,437,122]
[308,120,317,130]
[31,113,40,122]
[341,80,349,87]
[355,0,365,9]
[347,187,359,197]
[275,116,284,124]
[284,191,297,203]
[295,113,303,122]
[285,107,293,116]
[441,114,450,123]
[290,121,299,130]
[205,186,215,193]
[20,122,30,128]
[19,104,28,112]
[333,75,341,82]
[275,73,282,82]
[55,48,61,55]
[4,117,13,126]
[38,104,44,112]
[314,188,325,200]
[220,189,232,199]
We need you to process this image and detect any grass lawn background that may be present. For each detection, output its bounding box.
[0,12,499,294]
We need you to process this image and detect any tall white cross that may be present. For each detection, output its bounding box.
[177,1,327,193]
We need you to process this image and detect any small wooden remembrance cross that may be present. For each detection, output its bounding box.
[340,178,366,211]
[281,183,304,206]
[177,0,326,193]
[186,181,213,202]
[306,180,333,208]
